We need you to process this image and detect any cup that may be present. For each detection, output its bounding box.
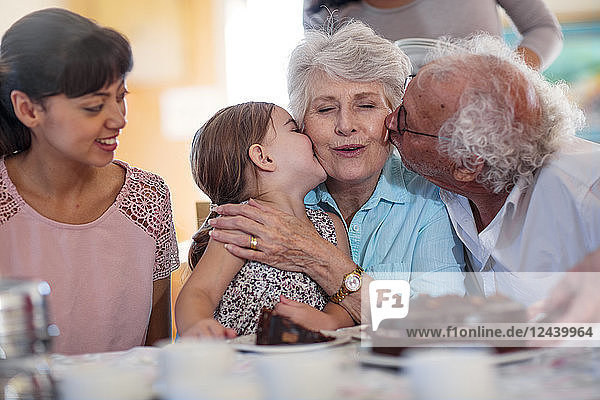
[58,363,153,400]
[157,339,236,400]
[256,352,342,400]
[406,349,498,400]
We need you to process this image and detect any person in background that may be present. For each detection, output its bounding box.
[0,8,178,355]
[303,0,563,70]
[207,20,465,325]
[384,34,599,306]
[176,102,354,338]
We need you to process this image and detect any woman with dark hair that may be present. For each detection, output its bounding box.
[0,8,178,355]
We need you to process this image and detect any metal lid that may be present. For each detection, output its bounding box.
[395,38,461,74]
[0,279,53,359]
[0,356,56,399]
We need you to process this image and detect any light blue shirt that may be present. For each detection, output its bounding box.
[305,153,465,297]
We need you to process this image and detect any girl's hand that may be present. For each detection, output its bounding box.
[273,296,338,331]
[179,319,237,339]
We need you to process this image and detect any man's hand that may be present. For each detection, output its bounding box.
[530,248,600,323]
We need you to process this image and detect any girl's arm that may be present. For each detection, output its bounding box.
[274,212,355,330]
[175,237,245,338]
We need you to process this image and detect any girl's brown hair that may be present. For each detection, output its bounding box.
[188,101,275,268]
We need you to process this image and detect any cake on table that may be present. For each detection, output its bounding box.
[255,308,334,345]
[371,294,528,355]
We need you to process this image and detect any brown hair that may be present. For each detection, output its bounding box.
[188,101,276,268]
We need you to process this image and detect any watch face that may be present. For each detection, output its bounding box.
[344,273,362,292]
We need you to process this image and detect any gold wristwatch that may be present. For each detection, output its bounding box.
[330,265,364,304]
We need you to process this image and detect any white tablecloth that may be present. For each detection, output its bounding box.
[47,335,600,400]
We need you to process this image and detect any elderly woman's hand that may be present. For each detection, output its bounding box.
[209,199,344,278]
[209,199,364,323]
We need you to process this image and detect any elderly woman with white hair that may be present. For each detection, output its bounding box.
[207,20,465,325]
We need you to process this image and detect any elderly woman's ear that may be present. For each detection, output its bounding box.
[248,143,276,172]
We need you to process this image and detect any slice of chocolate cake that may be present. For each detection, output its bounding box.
[256,308,334,345]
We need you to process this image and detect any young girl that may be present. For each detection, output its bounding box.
[0,8,178,354]
[176,102,353,338]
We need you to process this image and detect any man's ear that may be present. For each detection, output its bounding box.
[248,144,276,172]
[452,158,484,182]
[10,90,42,128]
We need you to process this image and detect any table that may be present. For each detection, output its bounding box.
[47,337,600,400]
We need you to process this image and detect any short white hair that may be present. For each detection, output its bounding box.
[418,35,585,193]
[287,19,411,127]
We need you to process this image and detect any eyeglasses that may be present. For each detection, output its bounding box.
[396,74,448,140]
[404,74,415,91]
[396,104,443,139]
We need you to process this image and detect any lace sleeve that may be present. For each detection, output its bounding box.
[0,185,21,225]
[117,163,179,280]
[0,160,23,226]
[152,180,179,280]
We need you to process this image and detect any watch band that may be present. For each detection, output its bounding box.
[330,265,364,304]
[330,289,349,304]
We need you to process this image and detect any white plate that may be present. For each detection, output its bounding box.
[321,324,369,341]
[228,333,352,353]
[359,347,548,369]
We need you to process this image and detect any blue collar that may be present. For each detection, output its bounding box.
[305,153,412,211]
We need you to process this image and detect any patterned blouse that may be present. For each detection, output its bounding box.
[214,208,336,335]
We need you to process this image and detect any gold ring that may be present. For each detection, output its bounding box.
[249,235,258,250]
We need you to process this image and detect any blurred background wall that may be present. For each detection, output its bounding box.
[1,0,599,247]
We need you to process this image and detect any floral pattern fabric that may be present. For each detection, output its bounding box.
[214,208,336,335]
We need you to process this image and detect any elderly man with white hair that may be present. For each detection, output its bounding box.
[385,35,600,305]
